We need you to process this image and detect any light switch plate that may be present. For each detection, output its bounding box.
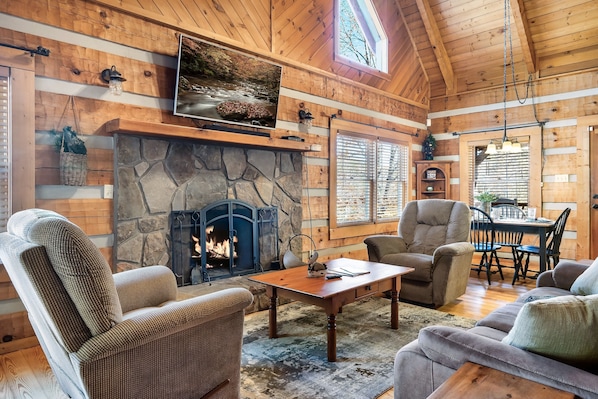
[554,174,569,183]
[104,184,114,199]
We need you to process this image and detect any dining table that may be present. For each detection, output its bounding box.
[491,217,556,282]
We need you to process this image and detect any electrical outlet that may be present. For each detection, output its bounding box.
[104,184,114,199]
[554,174,569,183]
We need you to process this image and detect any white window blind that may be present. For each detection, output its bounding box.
[336,132,408,225]
[0,67,9,232]
[472,143,530,204]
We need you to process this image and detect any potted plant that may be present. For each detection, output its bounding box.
[51,126,87,186]
[475,190,498,214]
[422,132,436,160]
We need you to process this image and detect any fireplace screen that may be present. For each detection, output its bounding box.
[170,199,278,285]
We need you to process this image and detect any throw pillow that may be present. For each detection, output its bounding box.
[570,257,598,295]
[502,294,598,366]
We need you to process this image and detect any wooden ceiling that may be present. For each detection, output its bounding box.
[397,0,598,99]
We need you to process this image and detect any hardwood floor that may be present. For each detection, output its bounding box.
[0,268,536,399]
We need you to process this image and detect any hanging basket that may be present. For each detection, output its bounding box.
[60,151,87,186]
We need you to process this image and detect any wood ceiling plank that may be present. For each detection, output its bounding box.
[509,0,536,73]
[415,0,455,94]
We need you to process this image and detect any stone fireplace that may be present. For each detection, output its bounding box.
[114,134,303,277]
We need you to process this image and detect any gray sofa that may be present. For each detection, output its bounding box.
[394,258,598,399]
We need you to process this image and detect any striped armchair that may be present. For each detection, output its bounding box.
[0,209,253,399]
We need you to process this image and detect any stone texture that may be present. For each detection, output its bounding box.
[142,139,169,161]
[195,144,222,170]
[223,147,246,180]
[248,149,276,179]
[117,220,137,243]
[118,233,144,263]
[143,231,168,266]
[185,171,228,210]
[139,215,168,233]
[166,142,196,185]
[117,136,141,165]
[235,180,266,207]
[117,167,144,220]
[139,163,177,213]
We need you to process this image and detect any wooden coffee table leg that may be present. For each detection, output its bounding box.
[391,277,399,329]
[268,287,278,338]
[327,313,337,362]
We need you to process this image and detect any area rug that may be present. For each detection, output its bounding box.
[240,296,476,399]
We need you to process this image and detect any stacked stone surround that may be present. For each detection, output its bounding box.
[114,134,303,273]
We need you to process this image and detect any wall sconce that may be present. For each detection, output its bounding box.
[101,65,126,95]
[298,103,314,129]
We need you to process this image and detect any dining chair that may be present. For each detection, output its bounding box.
[470,207,503,284]
[514,207,571,281]
[491,197,517,207]
[491,204,526,273]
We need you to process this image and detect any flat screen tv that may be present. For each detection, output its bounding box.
[174,34,283,130]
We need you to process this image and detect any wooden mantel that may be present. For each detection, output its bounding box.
[103,119,319,152]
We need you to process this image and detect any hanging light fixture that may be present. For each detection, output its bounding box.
[486,0,516,155]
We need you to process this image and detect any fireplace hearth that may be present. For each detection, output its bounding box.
[171,199,278,285]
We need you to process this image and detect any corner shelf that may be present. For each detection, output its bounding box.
[102,119,320,152]
[415,160,452,200]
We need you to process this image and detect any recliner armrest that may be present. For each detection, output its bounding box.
[363,235,407,261]
[417,326,598,397]
[75,287,254,360]
[113,265,178,313]
[432,242,475,262]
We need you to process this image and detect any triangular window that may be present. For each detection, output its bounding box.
[336,0,388,73]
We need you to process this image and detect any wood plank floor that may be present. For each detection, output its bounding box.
[0,268,536,399]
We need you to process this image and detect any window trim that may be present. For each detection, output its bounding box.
[329,118,412,240]
[334,0,390,78]
[458,126,542,211]
[0,48,36,227]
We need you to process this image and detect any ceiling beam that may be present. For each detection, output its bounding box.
[415,0,456,95]
[509,0,536,74]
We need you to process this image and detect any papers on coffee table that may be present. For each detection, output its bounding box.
[326,267,371,277]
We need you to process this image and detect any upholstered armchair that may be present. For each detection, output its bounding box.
[0,209,253,399]
[364,199,474,307]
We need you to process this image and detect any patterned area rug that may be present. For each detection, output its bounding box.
[240,296,476,399]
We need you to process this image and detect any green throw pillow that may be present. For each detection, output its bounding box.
[502,294,598,366]
[570,257,598,295]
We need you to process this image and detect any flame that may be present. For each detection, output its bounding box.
[192,226,238,258]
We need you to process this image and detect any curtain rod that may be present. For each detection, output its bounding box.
[451,121,543,136]
[0,43,50,57]
[330,114,419,137]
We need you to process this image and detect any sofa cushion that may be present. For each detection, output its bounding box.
[475,302,524,333]
[502,294,598,366]
[8,209,123,336]
[570,257,598,295]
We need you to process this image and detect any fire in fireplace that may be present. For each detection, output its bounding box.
[170,199,278,285]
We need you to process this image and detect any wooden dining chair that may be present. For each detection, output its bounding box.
[470,207,503,284]
[491,204,526,273]
[514,208,571,281]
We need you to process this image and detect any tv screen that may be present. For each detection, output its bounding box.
[174,34,283,130]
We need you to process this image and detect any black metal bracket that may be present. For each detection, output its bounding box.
[0,43,50,57]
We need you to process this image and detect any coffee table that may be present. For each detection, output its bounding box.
[248,258,414,361]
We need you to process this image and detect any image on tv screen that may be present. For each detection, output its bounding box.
[174,34,283,130]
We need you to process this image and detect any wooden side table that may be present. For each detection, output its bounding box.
[427,362,576,399]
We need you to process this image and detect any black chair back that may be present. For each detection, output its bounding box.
[547,208,571,255]
[470,207,503,284]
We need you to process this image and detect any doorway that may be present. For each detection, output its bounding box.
[577,116,598,259]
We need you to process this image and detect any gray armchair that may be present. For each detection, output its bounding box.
[0,209,253,399]
[364,199,474,307]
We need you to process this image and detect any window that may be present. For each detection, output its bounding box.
[330,119,409,238]
[470,143,530,205]
[0,49,36,232]
[0,69,9,231]
[458,128,542,209]
[335,0,388,73]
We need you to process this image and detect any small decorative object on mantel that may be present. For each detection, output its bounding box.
[422,132,437,160]
[51,96,87,186]
[426,169,437,179]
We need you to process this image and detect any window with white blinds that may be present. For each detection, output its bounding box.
[336,132,408,225]
[0,68,9,232]
[470,143,530,204]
